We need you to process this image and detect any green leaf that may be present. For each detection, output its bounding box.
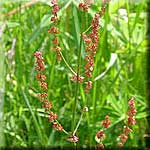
[136,112,148,119]
[94,53,118,81]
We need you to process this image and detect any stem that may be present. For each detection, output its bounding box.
[55,119,69,135]
[5,0,38,16]
[82,25,91,34]
[72,34,83,131]
[73,112,84,136]
[62,129,69,135]
[59,51,77,75]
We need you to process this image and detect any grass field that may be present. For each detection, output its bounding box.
[0,0,147,148]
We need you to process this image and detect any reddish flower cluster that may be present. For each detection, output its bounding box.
[95,143,104,150]
[102,115,111,128]
[85,81,92,93]
[34,51,45,71]
[48,112,58,122]
[70,74,84,83]
[117,126,132,147]
[49,0,61,61]
[79,3,91,12]
[34,51,63,131]
[127,97,137,126]
[95,115,111,149]
[67,135,79,143]
[43,100,52,112]
[117,134,128,147]
[83,3,108,78]
[80,1,110,93]
[96,130,105,139]
[79,0,94,12]
[52,122,63,131]
[117,97,136,147]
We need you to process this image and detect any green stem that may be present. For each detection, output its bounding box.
[72,34,83,131]
[55,119,69,135]
[82,25,91,34]
[73,112,84,136]
[59,51,77,75]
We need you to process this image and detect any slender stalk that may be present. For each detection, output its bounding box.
[5,0,38,16]
[62,129,69,135]
[55,120,69,135]
[59,51,77,75]
[73,112,84,136]
[82,25,91,34]
[71,34,83,131]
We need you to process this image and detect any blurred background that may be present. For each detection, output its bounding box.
[0,0,148,148]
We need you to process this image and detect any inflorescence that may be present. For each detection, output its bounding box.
[117,97,137,147]
[48,0,62,61]
[34,51,63,131]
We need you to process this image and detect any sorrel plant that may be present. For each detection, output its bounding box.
[33,0,137,148]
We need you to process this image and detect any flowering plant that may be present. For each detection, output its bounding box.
[33,0,137,148]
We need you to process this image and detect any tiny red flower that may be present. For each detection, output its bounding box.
[83,5,90,12]
[38,93,48,98]
[127,116,136,126]
[34,51,42,59]
[43,100,52,111]
[67,135,79,143]
[48,27,59,34]
[48,112,58,122]
[128,97,135,107]
[53,46,62,61]
[119,134,128,143]
[36,62,45,71]
[52,37,59,45]
[40,82,48,90]
[85,81,92,92]
[51,4,60,15]
[51,16,59,23]
[79,3,84,9]
[70,75,84,83]
[102,115,111,128]
[128,107,137,116]
[127,97,136,125]
[52,122,63,131]
[51,0,57,5]
[96,130,105,139]
[123,126,132,135]
[36,74,47,82]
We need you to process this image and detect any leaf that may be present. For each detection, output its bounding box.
[107,94,123,115]
[109,0,126,14]
[22,88,46,145]
[94,53,118,81]
[136,112,148,119]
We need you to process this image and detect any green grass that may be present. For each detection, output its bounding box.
[1,0,147,147]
